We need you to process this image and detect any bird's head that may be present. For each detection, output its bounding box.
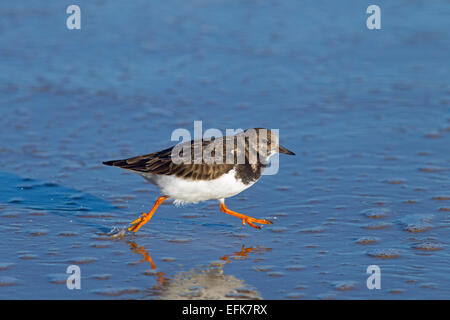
[245,128,295,159]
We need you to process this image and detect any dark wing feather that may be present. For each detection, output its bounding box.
[103,140,235,181]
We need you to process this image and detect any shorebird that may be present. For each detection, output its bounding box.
[103,128,295,232]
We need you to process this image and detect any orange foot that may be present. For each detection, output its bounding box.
[241,216,272,229]
[128,196,167,233]
[128,213,151,233]
[219,200,272,230]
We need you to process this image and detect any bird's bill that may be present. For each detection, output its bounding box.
[278,145,295,155]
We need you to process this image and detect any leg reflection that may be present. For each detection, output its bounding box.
[126,241,270,299]
[220,245,268,264]
[127,241,168,284]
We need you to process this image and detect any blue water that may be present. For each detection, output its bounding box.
[0,0,449,299]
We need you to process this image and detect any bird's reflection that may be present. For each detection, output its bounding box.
[220,245,263,264]
[126,240,269,299]
[127,241,168,284]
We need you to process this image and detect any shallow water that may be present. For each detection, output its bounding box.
[0,0,449,299]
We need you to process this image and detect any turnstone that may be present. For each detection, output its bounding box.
[103,128,295,232]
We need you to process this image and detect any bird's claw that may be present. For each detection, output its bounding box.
[128,213,149,233]
[241,217,272,229]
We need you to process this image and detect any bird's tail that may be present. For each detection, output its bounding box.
[102,159,128,167]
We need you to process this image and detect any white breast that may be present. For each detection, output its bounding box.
[141,169,255,205]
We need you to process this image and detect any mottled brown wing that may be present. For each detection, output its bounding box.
[103,139,235,181]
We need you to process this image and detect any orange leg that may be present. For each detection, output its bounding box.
[219,200,272,229]
[128,196,168,233]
